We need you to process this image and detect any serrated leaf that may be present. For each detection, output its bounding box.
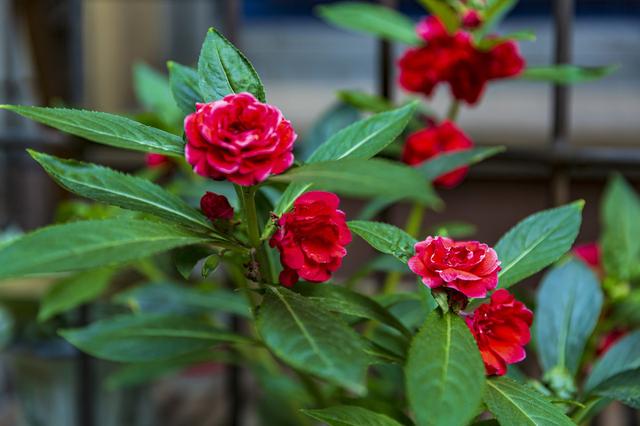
[535,259,602,376]
[167,61,202,115]
[585,331,640,393]
[256,286,370,394]
[521,65,618,85]
[406,311,485,426]
[418,0,459,34]
[294,282,411,338]
[0,105,185,156]
[418,146,504,181]
[348,220,417,263]
[114,282,250,318]
[601,174,640,281]
[38,268,113,322]
[30,151,217,233]
[60,313,249,362]
[270,159,440,206]
[133,62,182,127]
[300,102,361,161]
[302,405,403,426]
[484,377,574,426]
[197,27,265,102]
[591,368,640,409]
[316,2,421,45]
[0,219,207,280]
[496,201,583,288]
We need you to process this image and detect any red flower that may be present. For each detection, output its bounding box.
[200,192,234,221]
[184,93,296,186]
[466,289,533,376]
[462,10,482,29]
[398,17,525,105]
[270,191,351,287]
[573,242,601,270]
[401,121,473,188]
[145,153,170,168]
[596,329,626,357]
[408,236,500,298]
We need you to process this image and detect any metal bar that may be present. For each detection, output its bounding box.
[549,0,574,206]
[377,0,397,101]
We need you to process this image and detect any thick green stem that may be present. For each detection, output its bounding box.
[238,185,274,285]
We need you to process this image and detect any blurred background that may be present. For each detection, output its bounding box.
[0,0,639,425]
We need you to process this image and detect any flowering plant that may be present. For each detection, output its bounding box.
[0,2,634,424]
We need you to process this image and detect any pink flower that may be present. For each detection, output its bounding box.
[184,93,296,186]
[573,242,601,270]
[466,289,533,376]
[200,192,234,221]
[145,153,170,168]
[402,121,473,188]
[408,236,500,298]
[270,191,352,287]
[462,10,482,29]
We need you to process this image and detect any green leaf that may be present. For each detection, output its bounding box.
[496,201,583,288]
[0,105,185,156]
[534,259,602,377]
[601,174,640,281]
[0,219,207,280]
[406,311,485,426]
[316,2,421,45]
[29,151,217,233]
[585,331,640,393]
[308,102,417,163]
[114,282,250,318]
[348,220,416,263]
[167,61,202,115]
[173,246,211,279]
[477,31,536,50]
[520,65,618,85]
[38,268,113,322]
[484,377,574,425]
[294,282,411,338]
[477,0,518,36]
[256,286,370,394]
[60,313,248,363]
[301,102,360,161]
[591,369,640,409]
[197,27,265,102]
[418,146,504,181]
[201,255,221,278]
[302,405,403,426]
[418,0,460,34]
[338,90,394,113]
[133,62,182,127]
[270,159,440,207]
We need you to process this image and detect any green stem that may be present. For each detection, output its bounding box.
[237,185,274,284]
[446,100,460,121]
[381,203,425,294]
[571,397,607,425]
[293,368,328,407]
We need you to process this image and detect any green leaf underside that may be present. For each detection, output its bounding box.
[294,282,410,337]
[521,65,618,84]
[60,314,247,363]
[197,28,265,102]
[601,174,640,281]
[316,2,421,45]
[38,268,113,322]
[0,219,207,280]
[270,103,419,222]
[168,61,203,115]
[484,377,574,426]
[348,220,417,263]
[302,405,404,426]
[257,287,369,394]
[496,201,583,288]
[534,259,603,376]
[585,331,640,393]
[0,105,185,156]
[270,159,440,207]
[418,146,505,181]
[30,151,217,233]
[591,369,640,409]
[406,312,485,426]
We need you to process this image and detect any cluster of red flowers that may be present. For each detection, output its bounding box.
[398,16,525,105]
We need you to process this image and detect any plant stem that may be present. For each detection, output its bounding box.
[446,100,460,121]
[238,185,274,284]
[382,203,425,294]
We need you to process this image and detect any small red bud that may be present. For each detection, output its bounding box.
[462,10,482,29]
[200,192,234,221]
